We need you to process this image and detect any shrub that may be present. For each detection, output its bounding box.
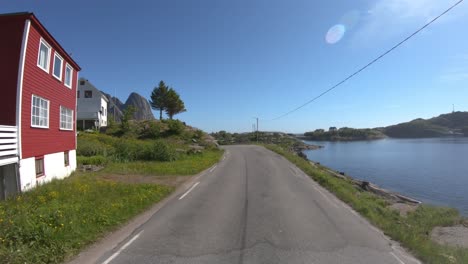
[141,140,178,161]
[112,139,177,162]
[112,139,141,162]
[77,130,181,163]
[138,121,163,139]
[164,119,185,136]
[194,129,204,140]
[76,137,114,157]
[77,156,108,165]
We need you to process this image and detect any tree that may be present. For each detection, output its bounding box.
[164,88,186,119]
[149,81,169,120]
[121,105,136,133]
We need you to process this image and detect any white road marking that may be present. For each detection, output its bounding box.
[392,246,422,264]
[222,156,226,161]
[179,182,200,200]
[313,186,339,208]
[390,252,406,264]
[348,207,360,217]
[209,165,217,172]
[289,167,297,175]
[102,231,143,264]
[340,202,392,242]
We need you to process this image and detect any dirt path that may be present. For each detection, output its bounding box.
[99,174,191,187]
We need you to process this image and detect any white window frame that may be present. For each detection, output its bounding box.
[64,63,73,88]
[64,151,70,167]
[52,52,63,81]
[37,38,51,73]
[35,157,45,177]
[60,106,73,131]
[31,95,50,129]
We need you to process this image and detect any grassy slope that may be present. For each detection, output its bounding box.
[264,144,468,264]
[0,175,173,264]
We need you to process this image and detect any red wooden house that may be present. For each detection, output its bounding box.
[0,12,81,199]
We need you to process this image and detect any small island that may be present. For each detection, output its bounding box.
[300,127,386,141]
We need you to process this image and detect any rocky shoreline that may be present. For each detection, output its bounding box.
[311,161,421,206]
[293,145,421,214]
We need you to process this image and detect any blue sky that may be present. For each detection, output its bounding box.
[3,0,468,133]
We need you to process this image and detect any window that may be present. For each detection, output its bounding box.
[31,95,49,128]
[64,64,73,88]
[64,151,69,166]
[77,91,80,98]
[79,80,85,85]
[35,158,44,177]
[37,39,51,72]
[84,90,92,98]
[53,52,63,80]
[60,106,73,130]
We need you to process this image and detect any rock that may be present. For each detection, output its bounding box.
[431,225,468,248]
[297,151,308,160]
[101,91,154,121]
[101,91,124,121]
[189,145,204,150]
[361,181,370,190]
[124,92,155,120]
[79,164,104,172]
[389,202,418,217]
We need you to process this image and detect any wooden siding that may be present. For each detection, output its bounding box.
[21,22,78,159]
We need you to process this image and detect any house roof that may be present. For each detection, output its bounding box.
[1,12,81,71]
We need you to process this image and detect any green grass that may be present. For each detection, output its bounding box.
[0,174,173,264]
[263,144,468,264]
[103,149,223,175]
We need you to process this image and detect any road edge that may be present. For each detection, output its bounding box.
[67,151,226,264]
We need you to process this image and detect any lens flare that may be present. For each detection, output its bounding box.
[325,24,346,44]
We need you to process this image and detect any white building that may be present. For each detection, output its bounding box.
[77,78,109,130]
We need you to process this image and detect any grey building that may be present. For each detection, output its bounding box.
[77,78,109,130]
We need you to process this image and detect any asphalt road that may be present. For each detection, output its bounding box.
[97,145,420,264]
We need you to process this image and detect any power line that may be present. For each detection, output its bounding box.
[267,0,464,121]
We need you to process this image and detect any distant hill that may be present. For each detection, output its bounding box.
[384,112,468,138]
[101,91,154,121]
[302,112,468,141]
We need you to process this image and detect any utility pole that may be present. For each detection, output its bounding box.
[256,117,259,143]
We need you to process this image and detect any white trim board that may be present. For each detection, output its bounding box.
[17,19,31,160]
